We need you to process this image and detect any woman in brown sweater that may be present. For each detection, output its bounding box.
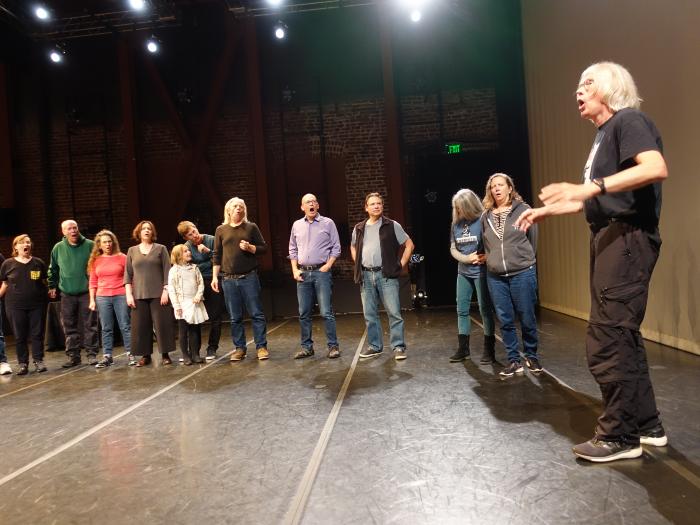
[124,221,176,366]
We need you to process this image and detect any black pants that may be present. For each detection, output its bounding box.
[131,298,175,356]
[61,292,99,358]
[178,320,202,358]
[8,306,47,364]
[586,222,662,445]
[203,276,226,350]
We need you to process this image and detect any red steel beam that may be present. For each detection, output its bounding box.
[0,63,14,209]
[142,56,224,212]
[117,37,140,226]
[378,8,406,226]
[244,17,272,271]
[173,18,240,222]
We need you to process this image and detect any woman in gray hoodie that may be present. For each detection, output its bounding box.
[481,173,541,378]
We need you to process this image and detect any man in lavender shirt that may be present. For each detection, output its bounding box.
[289,193,341,359]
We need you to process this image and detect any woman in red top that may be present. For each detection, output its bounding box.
[88,230,132,367]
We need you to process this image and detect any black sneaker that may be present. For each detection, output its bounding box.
[359,347,382,359]
[573,437,642,462]
[294,347,314,359]
[205,348,217,361]
[499,361,524,378]
[640,424,668,447]
[95,355,114,369]
[17,363,29,376]
[62,357,82,368]
[524,357,543,373]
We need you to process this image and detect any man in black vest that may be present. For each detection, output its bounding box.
[351,192,414,360]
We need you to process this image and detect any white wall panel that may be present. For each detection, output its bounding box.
[521,0,700,353]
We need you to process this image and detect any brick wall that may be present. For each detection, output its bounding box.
[8,88,497,275]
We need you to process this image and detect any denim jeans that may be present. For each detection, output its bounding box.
[96,294,131,356]
[456,272,495,337]
[297,270,338,349]
[487,266,538,362]
[221,271,267,350]
[0,300,6,363]
[360,271,405,352]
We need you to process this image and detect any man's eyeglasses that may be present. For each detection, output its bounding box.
[577,79,595,92]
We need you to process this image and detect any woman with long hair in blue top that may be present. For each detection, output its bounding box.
[449,189,496,363]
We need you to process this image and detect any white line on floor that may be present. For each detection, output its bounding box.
[0,353,128,400]
[0,320,291,489]
[283,329,368,525]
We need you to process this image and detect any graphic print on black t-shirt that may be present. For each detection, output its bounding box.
[582,108,663,228]
[0,257,49,310]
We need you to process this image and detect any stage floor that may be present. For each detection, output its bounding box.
[1,309,699,525]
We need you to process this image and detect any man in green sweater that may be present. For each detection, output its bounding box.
[48,220,99,367]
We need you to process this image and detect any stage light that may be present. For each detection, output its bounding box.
[274,21,287,40]
[267,0,283,6]
[34,5,50,20]
[146,36,160,53]
[128,0,146,11]
[49,45,65,64]
[410,10,422,22]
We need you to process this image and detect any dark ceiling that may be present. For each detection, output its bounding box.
[0,0,378,41]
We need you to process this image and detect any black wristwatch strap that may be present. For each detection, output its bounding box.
[592,178,607,195]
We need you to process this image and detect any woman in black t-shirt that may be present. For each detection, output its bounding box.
[0,234,49,375]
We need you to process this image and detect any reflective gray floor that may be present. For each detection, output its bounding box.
[1,309,699,525]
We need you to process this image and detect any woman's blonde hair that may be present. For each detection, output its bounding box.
[11,234,32,257]
[579,61,642,112]
[451,189,484,224]
[170,244,187,265]
[482,173,522,210]
[223,197,248,224]
[87,230,122,273]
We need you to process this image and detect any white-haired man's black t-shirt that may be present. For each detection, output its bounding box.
[582,108,663,237]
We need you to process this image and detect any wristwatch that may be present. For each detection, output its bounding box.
[592,177,607,195]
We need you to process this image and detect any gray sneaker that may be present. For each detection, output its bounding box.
[393,348,407,361]
[34,361,48,373]
[359,347,382,359]
[95,355,113,369]
[573,437,642,462]
[294,347,314,359]
[499,361,524,378]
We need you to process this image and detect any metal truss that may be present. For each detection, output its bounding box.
[224,0,377,18]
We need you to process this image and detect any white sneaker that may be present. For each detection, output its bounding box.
[0,361,13,375]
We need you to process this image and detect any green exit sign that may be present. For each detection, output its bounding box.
[446,143,462,154]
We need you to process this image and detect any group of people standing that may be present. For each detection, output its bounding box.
[0,61,669,465]
[448,173,542,379]
[442,60,668,464]
[0,190,415,374]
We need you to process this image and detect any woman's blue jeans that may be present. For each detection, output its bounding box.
[487,266,538,363]
[221,272,268,350]
[96,294,131,355]
[456,272,495,337]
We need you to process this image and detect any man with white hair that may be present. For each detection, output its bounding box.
[48,219,98,367]
[212,197,270,361]
[517,62,669,462]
